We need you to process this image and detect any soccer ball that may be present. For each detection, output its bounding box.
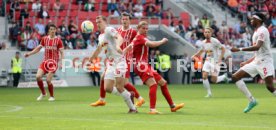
[81,20,94,33]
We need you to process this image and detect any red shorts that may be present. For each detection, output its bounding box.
[134,63,162,83]
[39,60,58,73]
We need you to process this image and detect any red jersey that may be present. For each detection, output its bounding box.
[117,27,137,60]
[40,36,63,63]
[132,34,149,63]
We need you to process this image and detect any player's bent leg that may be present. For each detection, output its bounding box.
[264,76,276,96]
[116,77,137,113]
[202,71,212,98]
[232,70,257,113]
[157,78,184,112]
[145,78,160,114]
[46,72,55,101]
[90,72,107,107]
[36,69,46,101]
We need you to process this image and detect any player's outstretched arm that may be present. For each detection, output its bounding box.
[123,43,133,54]
[89,45,102,62]
[114,34,124,54]
[231,41,264,52]
[24,45,43,57]
[191,49,204,59]
[145,38,168,48]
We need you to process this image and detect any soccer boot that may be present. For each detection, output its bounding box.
[244,100,258,113]
[135,98,145,107]
[171,103,185,112]
[90,100,106,107]
[37,93,47,101]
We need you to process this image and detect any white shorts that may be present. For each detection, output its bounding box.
[104,58,127,80]
[241,60,275,79]
[202,60,221,76]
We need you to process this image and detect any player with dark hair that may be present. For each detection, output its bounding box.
[25,24,64,101]
[231,13,276,113]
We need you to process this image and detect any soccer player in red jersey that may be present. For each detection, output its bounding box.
[24,24,64,101]
[125,21,184,114]
[90,12,145,107]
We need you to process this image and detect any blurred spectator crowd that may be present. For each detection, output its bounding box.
[170,0,275,49]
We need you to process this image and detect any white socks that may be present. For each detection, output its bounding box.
[273,91,276,96]
[138,96,143,100]
[235,80,255,102]
[99,98,105,101]
[216,75,226,83]
[203,79,212,95]
[121,90,136,110]
[111,87,121,96]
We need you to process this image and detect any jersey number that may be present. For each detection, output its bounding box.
[263,68,267,76]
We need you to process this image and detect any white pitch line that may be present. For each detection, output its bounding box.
[0,105,23,113]
[0,115,272,129]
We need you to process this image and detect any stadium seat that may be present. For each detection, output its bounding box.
[29,12,37,17]
[70,10,78,17]
[180,12,190,27]
[58,11,67,17]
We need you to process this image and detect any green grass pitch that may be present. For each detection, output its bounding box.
[0,84,276,130]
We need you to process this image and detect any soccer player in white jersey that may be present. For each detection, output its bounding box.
[89,16,137,113]
[192,27,227,98]
[231,13,276,113]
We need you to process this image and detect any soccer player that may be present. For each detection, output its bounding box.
[231,13,276,113]
[192,27,228,98]
[125,21,184,114]
[24,24,64,101]
[90,12,145,107]
[89,15,137,113]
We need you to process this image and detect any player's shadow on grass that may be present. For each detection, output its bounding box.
[252,112,276,116]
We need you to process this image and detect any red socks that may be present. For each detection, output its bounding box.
[47,82,54,97]
[124,83,140,99]
[100,79,106,98]
[37,80,46,95]
[149,84,158,109]
[161,83,174,106]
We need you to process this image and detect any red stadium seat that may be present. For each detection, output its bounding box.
[70,10,78,17]
[101,11,109,17]
[48,11,57,17]
[71,4,79,11]
[109,18,120,24]
[102,3,108,11]
[78,11,89,19]
[29,11,37,17]
[15,11,20,20]
[131,18,140,24]
[60,0,70,3]
[180,12,190,27]
[6,4,11,13]
[161,19,169,26]
[58,11,67,17]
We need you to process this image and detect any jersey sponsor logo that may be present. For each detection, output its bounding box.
[45,46,58,50]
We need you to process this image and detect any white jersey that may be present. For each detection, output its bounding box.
[98,27,123,61]
[252,26,272,62]
[201,37,223,62]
